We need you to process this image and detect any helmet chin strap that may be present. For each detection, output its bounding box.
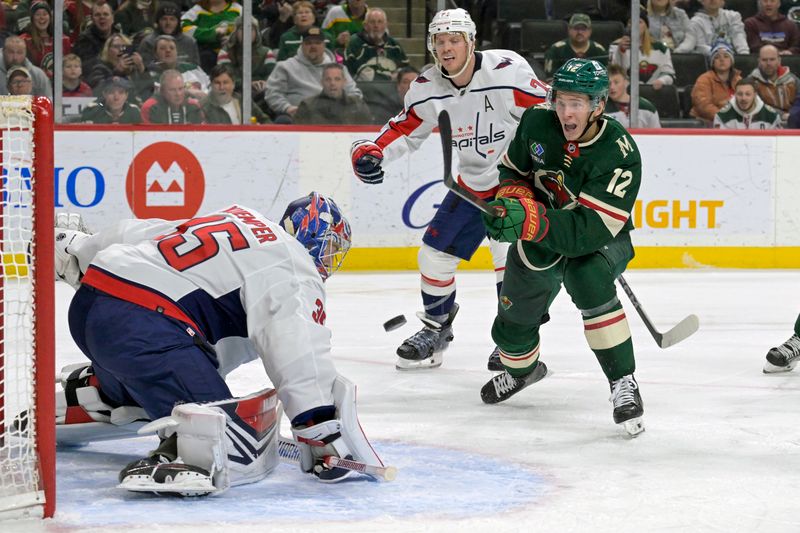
[434,36,476,80]
[577,101,604,140]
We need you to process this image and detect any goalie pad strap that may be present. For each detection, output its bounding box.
[296,431,342,448]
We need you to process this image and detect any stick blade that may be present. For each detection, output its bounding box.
[658,314,700,348]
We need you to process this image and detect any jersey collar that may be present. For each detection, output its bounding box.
[445,51,483,90]
[579,118,608,148]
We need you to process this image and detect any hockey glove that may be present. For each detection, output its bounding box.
[482,197,549,243]
[496,178,534,200]
[291,419,357,482]
[350,140,384,184]
[55,228,90,289]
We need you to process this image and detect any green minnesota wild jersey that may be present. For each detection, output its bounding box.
[499,107,642,258]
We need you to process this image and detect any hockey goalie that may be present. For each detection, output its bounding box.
[51,194,385,495]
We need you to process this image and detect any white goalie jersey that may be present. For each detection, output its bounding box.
[375,49,549,194]
[68,205,338,421]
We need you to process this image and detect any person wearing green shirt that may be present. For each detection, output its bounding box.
[322,0,367,53]
[181,0,242,71]
[543,13,608,80]
[479,58,645,438]
[277,1,334,61]
[345,7,409,81]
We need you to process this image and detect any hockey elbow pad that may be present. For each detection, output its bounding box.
[350,140,385,184]
[496,178,534,200]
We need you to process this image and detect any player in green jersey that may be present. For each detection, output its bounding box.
[479,58,644,436]
[764,313,800,373]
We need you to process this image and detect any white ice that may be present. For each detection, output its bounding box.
[7,269,800,532]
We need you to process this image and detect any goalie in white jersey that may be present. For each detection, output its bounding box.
[54,193,384,495]
[350,8,548,371]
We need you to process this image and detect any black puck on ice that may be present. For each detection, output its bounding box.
[383,315,407,332]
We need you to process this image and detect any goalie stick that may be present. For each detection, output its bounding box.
[436,110,699,349]
[277,437,397,481]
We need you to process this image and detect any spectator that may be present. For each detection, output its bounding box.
[80,76,143,123]
[676,0,749,54]
[142,69,204,123]
[217,17,275,95]
[6,66,34,96]
[276,1,333,61]
[543,14,608,81]
[746,0,800,54]
[139,2,202,66]
[648,0,691,50]
[750,43,797,119]
[87,34,152,103]
[610,8,676,89]
[148,35,210,97]
[364,64,418,124]
[114,0,158,37]
[322,0,367,53]
[181,0,244,73]
[691,41,742,122]
[262,0,295,49]
[605,63,662,127]
[781,0,800,26]
[714,76,782,128]
[788,90,800,126]
[294,62,372,123]
[674,0,702,18]
[345,8,409,81]
[0,36,52,96]
[265,27,361,122]
[201,63,269,123]
[63,53,93,96]
[73,3,118,74]
[19,2,72,80]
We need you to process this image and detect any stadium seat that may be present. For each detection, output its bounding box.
[552,0,597,20]
[671,53,708,87]
[638,84,681,119]
[497,0,547,20]
[520,19,568,57]
[779,54,800,77]
[679,85,694,118]
[724,0,758,21]
[589,20,625,49]
[356,81,400,125]
[735,54,759,76]
[660,118,708,128]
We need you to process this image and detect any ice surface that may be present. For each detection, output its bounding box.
[6,270,800,532]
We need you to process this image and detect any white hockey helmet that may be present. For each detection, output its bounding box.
[427,8,477,79]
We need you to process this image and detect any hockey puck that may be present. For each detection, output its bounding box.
[383,315,407,332]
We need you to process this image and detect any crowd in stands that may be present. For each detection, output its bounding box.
[468,0,800,129]
[0,0,411,124]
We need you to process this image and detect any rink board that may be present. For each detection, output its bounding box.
[4,126,799,270]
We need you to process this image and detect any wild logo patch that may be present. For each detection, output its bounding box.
[534,169,575,208]
[529,141,546,165]
[500,295,513,310]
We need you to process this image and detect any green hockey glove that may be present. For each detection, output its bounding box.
[481,197,549,243]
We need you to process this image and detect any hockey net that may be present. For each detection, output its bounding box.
[0,96,55,519]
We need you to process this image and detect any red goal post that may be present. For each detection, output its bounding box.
[0,96,55,519]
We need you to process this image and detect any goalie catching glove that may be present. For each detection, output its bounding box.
[350,140,384,184]
[481,197,549,243]
[55,213,91,289]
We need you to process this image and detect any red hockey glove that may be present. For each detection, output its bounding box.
[350,140,384,184]
[482,197,549,243]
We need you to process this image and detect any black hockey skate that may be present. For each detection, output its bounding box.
[480,361,549,404]
[487,347,503,372]
[609,374,644,437]
[395,304,459,371]
[763,334,800,373]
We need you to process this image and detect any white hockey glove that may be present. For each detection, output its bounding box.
[55,213,91,289]
[290,376,384,483]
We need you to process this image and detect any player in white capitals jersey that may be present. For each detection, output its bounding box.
[52,193,384,495]
[350,8,549,371]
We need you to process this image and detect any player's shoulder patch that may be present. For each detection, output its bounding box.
[415,74,430,84]
[494,56,515,70]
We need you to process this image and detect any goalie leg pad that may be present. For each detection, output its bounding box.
[121,388,280,496]
[291,376,383,483]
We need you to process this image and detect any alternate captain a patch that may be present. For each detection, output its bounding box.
[529,141,545,165]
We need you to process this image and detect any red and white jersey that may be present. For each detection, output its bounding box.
[70,205,337,421]
[375,49,548,194]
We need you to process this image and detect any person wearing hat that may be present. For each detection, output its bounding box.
[544,13,608,80]
[609,6,675,90]
[0,35,52,97]
[80,76,143,124]
[276,1,334,62]
[138,2,201,66]
[691,41,742,122]
[7,65,34,96]
[19,1,72,79]
[265,26,361,123]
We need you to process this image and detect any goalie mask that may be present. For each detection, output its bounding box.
[280,192,352,280]
[427,8,476,79]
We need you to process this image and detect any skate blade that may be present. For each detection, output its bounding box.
[621,417,645,437]
[119,472,216,497]
[763,361,797,374]
[395,353,443,371]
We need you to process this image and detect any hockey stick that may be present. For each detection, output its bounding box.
[277,437,397,482]
[436,110,699,349]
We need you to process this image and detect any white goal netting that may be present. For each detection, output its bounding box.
[0,96,46,519]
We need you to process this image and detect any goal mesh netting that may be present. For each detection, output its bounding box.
[0,96,54,520]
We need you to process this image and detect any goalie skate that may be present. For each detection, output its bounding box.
[395,304,458,371]
[118,453,216,497]
[610,374,645,437]
[763,334,800,373]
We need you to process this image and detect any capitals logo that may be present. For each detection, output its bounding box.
[451,111,506,158]
[534,169,575,209]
